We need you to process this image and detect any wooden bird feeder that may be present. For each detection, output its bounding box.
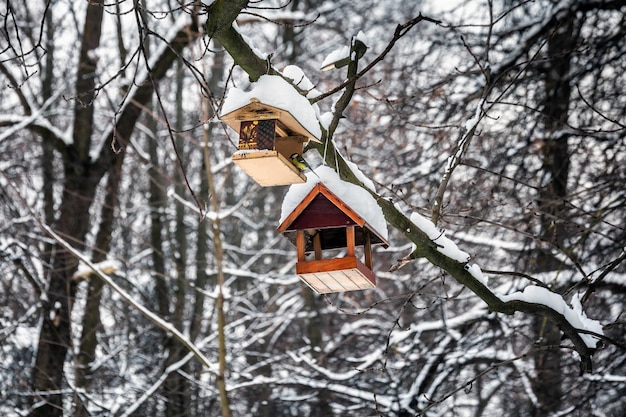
[277,183,389,294]
[220,99,322,186]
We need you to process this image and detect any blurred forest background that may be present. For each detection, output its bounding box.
[1,0,625,416]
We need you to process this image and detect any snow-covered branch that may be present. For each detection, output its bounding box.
[389,208,603,372]
[41,222,219,375]
[0,92,72,150]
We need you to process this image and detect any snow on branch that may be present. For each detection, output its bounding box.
[218,4,605,373]
[1,169,219,375]
[499,287,603,348]
[0,91,72,147]
[399,209,604,371]
[72,259,119,281]
[41,223,219,375]
[410,212,470,264]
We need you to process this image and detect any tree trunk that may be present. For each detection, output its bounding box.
[190,34,225,340]
[29,2,193,413]
[203,95,232,417]
[163,59,191,417]
[29,2,105,415]
[41,4,56,269]
[73,157,124,417]
[531,13,578,417]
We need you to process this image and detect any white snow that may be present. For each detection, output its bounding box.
[279,165,388,241]
[406,212,603,350]
[232,21,267,60]
[409,212,470,263]
[318,111,333,130]
[12,326,36,349]
[570,292,604,346]
[320,45,350,70]
[0,92,72,145]
[320,31,367,71]
[220,74,322,140]
[465,101,483,131]
[282,65,322,99]
[465,262,487,285]
[74,259,120,280]
[345,159,376,191]
[499,286,603,348]
[355,30,369,46]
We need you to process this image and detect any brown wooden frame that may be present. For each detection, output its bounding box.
[278,183,389,294]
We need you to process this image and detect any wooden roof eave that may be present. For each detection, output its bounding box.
[220,101,322,144]
[277,183,389,248]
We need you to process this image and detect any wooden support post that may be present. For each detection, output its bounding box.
[313,232,322,260]
[364,229,372,269]
[346,226,355,257]
[296,230,306,262]
[276,121,289,137]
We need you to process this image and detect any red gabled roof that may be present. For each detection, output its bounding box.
[277,183,389,247]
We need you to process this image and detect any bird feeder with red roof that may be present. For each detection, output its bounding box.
[277,182,389,294]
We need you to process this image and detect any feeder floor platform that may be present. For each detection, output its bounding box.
[296,256,376,294]
[232,150,306,186]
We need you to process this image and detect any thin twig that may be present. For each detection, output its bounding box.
[310,14,441,104]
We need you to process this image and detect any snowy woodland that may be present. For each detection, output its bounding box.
[1,0,625,416]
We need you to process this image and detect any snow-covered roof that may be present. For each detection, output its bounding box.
[279,165,388,242]
[282,65,322,100]
[220,75,322,141]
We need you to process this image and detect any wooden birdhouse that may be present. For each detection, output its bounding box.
[277,182,389,294]
[220,99,322,186]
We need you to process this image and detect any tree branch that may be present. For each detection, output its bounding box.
[206,0,280,82]
[312,14,442,104]
[219,7,599,373]
[94,23,192,176]
[0,169,218,375]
